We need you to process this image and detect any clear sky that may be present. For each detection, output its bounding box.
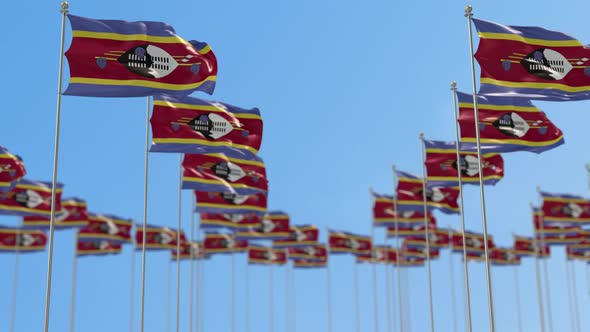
[2,0,590,331]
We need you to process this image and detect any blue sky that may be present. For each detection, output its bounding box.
[2,0,590,331]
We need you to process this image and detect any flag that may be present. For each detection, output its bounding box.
[64,15,217,97]
[456,92,564,153]
[356,246,393,264]
[234,211,290,240]
[76,239,122,256]
[464,251,487,262]
[0,179,63,217]
[403,228,451,249]
[293,257,327,268]
[472,18,590,101]
[288,244,327,261]
[23,197,89,229]
[195,191,267,216]
[424,140,504,186]
[396,171,459,214]
[386,216,436,237]
[489,247,521,265]
[182,151,267,194]
[248,246,288,265]
[328,229,372,255]
[451,231,494,253]
[150,95,263,156]
[203,232,248,254]
[78,213,133,243]
[535,229,586,245]
[566,247,590,261]
[0,227,47,252]
[274,225,319,248]
[135,225,186,250]
[172,242,206,260]
[0,146,26,192]
[513,235,550,257]
[395,256,425,267]
[534,216,581,238]
[401,246,440,259]
[199,213,262,230]
[371,192,435,227]
[540,192,590,224]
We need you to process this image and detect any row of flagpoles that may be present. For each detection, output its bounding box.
[4,3,590,332]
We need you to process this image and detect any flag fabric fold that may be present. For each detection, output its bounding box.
[23,197,89,229]
[0,179,63,217]
[288,244,328,261]
[328,229,372,255]
[273,225,319,248]
[203,232,248,254]
[0,146,26,193]
[489,247,521,265]
[0,227,47,252]
[396,170,459,214]
[513,235,550,257]
[386,217,436,237]
[540,191,590,224]
[135,225,186,250]
[234,211,290,240]
[195,191,267,216]
[248,246,288,265]
[172,242,206,260]
[78,213,133,243]
[451,231,494,253]
[199,213,262,230]
[77,239,122,256]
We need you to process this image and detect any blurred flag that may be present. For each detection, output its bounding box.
[401,243,440,259]
[328,229,372,255]
[0,146,26,192]
[288,244,327,261]
[77,239,122,256]
[135,225,186,250]
[424,140,504,186]
[456,92,564,153]
[293,257,327,268]
[540,192,590,224]
[172,242,206,260]
[371,191,434,227]
[356,246,392,264]
[464,251,487,262]
[513,235,550,257]
[274,225,319,248]
[23,197,89,229]
[64,15,217,97]
[0,227,47,252]
[396,256,425,267]
[195,191,267,216]
[203,232,248,254]
[386,217,436,237]
[472,18,590,101]
[199,213,262,230]
[78,213,133,243]
[489,247,521,265]
[403,228,451,249]
[535,228,587,245]
[451,231,494,253]
[248,246,288,265]
[396,170,459,214]
[182,152,267,194]
[150,95,262,156]
[0,179,63,217]
[566,246,590,261]
[234,211,290,240]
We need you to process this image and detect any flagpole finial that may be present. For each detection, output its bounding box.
[464,5,473,17]
[392,164,396,172]
[60,1,69,14]
[419,132,425,140]
[536,185,541,194]
[450,81,457,90]
[585,163,590,172]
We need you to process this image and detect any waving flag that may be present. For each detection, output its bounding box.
[150,95,263,156]
[203,232,248,254]
[464,251,487,262]
[328,229,372,255]
[78,213,132,243]
[0,179,63,217]
[135,225,186,250]
[293,257,327,268]
[356,246,394,264]
[403,228,451,249]
[200,213,262,230]
[472,18,590,101]
[248,246,288,265]
[23,197,89,229]
[401,246,440,259]
[274,225,319,248]
[513,235,550,257]
[195,191,267,216]
[234,211,290,240]
[0,227,47,252]
[64,15,216,97]
[489,247,521,265]
[396,171,459,214]
[77,240,122,256]
[288,244,327,261]
[566,246,590,261]
[387,217,436,237]
[424,140,504,186]
[182,152,267,194]
[396,256,425,267]
[0,146,26,192]
[540,191,590,224]
[535,228,586,245]
[371,192,434,227]
[172,242,206,260]
[457,92,564,153]
[451,231,494,253]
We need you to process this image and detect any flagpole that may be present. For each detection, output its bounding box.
[10,235,20,332]
[450,81,473,332]
[565,259,576,332]
[403,268,412,332]
[354,262,361,332]
[385,233,393,332]
[419,132,435,332]
[536,189,553,332]
[528,206,546,332]
[464,6,495,331]
[286,263,290,332]
[245,262,250,332]
[189,193,195,332]
[569,261,581,332]
[292,266,297,332]
[129,238,136,332]
[199,246,205,332]
[513,264,523,332]
[43,4,69,331]
[270,265,275,332]
[231,252,236,332]
[175,155,183,332]
[139,94,152,332]
[326,240,333,332]
[391,165,403,332]
[68,236,78,332]
[167,262,172,332]
[448,228,458,332]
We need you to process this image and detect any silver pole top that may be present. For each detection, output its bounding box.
[450,81,457,90]
[392,164,396,172]
[60,2,69,14]
[585,163,590,172]
[419,132,425,139]
[464,5,473,17]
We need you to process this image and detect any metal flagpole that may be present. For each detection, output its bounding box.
[464,6,496,331]
[326,244,334,332]
[403,268,412,332]
[448,228,458,332]
[565,259,576,332]
[450,81,473,332]
[385,234,393,332]
[44,4,69,331]
[231,252,236,332]
[129,238,136,332]
[513,265,523,332]
[175,155,183,332]
[570,261,581,332]
[199,246,205,332]
[536,189,553,332]
[270,266,275,332]
[167,262,172,332]
[354,262,361,332]
[10,234,20,332]
[189,193,195,332]
[292,266,296,332]
[139,96,152,332]
[528,206,546,332]
[391,165,403,332]
[369,194,380,332]
[68,237,78,332]
[419,133,435,332]
[246,263,251,332]
[286,263,290,332]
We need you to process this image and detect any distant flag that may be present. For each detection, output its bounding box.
[23,197,89,229]
[403,228,451,249]
[535,227,586,245]
[234,211,290,240]
[172,242,206,260]
[395,256,425,267]
[293,257,327,269]
[0,146,26,192]
[472,18,590,101]
[274,225,319,248]
[456,92,564,153]
[135,225,186,250]
[78,213,133,243]
[540,191,590,224]
[424,140,504,186]
[64,15,217,97]
[489,247,521,265]
[356,246,393,264]
[513,235,550,257]
[464,251,487,262]
[248,246,288,265]
[401,246,440,260]
[451,231,494,253]
[76,239,122,256]
[371,191,433,227]
[288,244,328,261]
[396,170,460,214]
[182,152,268,194]
[534,216,581,238]
[0,179,63,217]
[0,227,47,252]
[566,246,590,261]
[199,213,262,230]
[150,95,263,156]
[386,218,436,237]
[328,229,372,255]
[195,191,267,216]
[203,232,248,254]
